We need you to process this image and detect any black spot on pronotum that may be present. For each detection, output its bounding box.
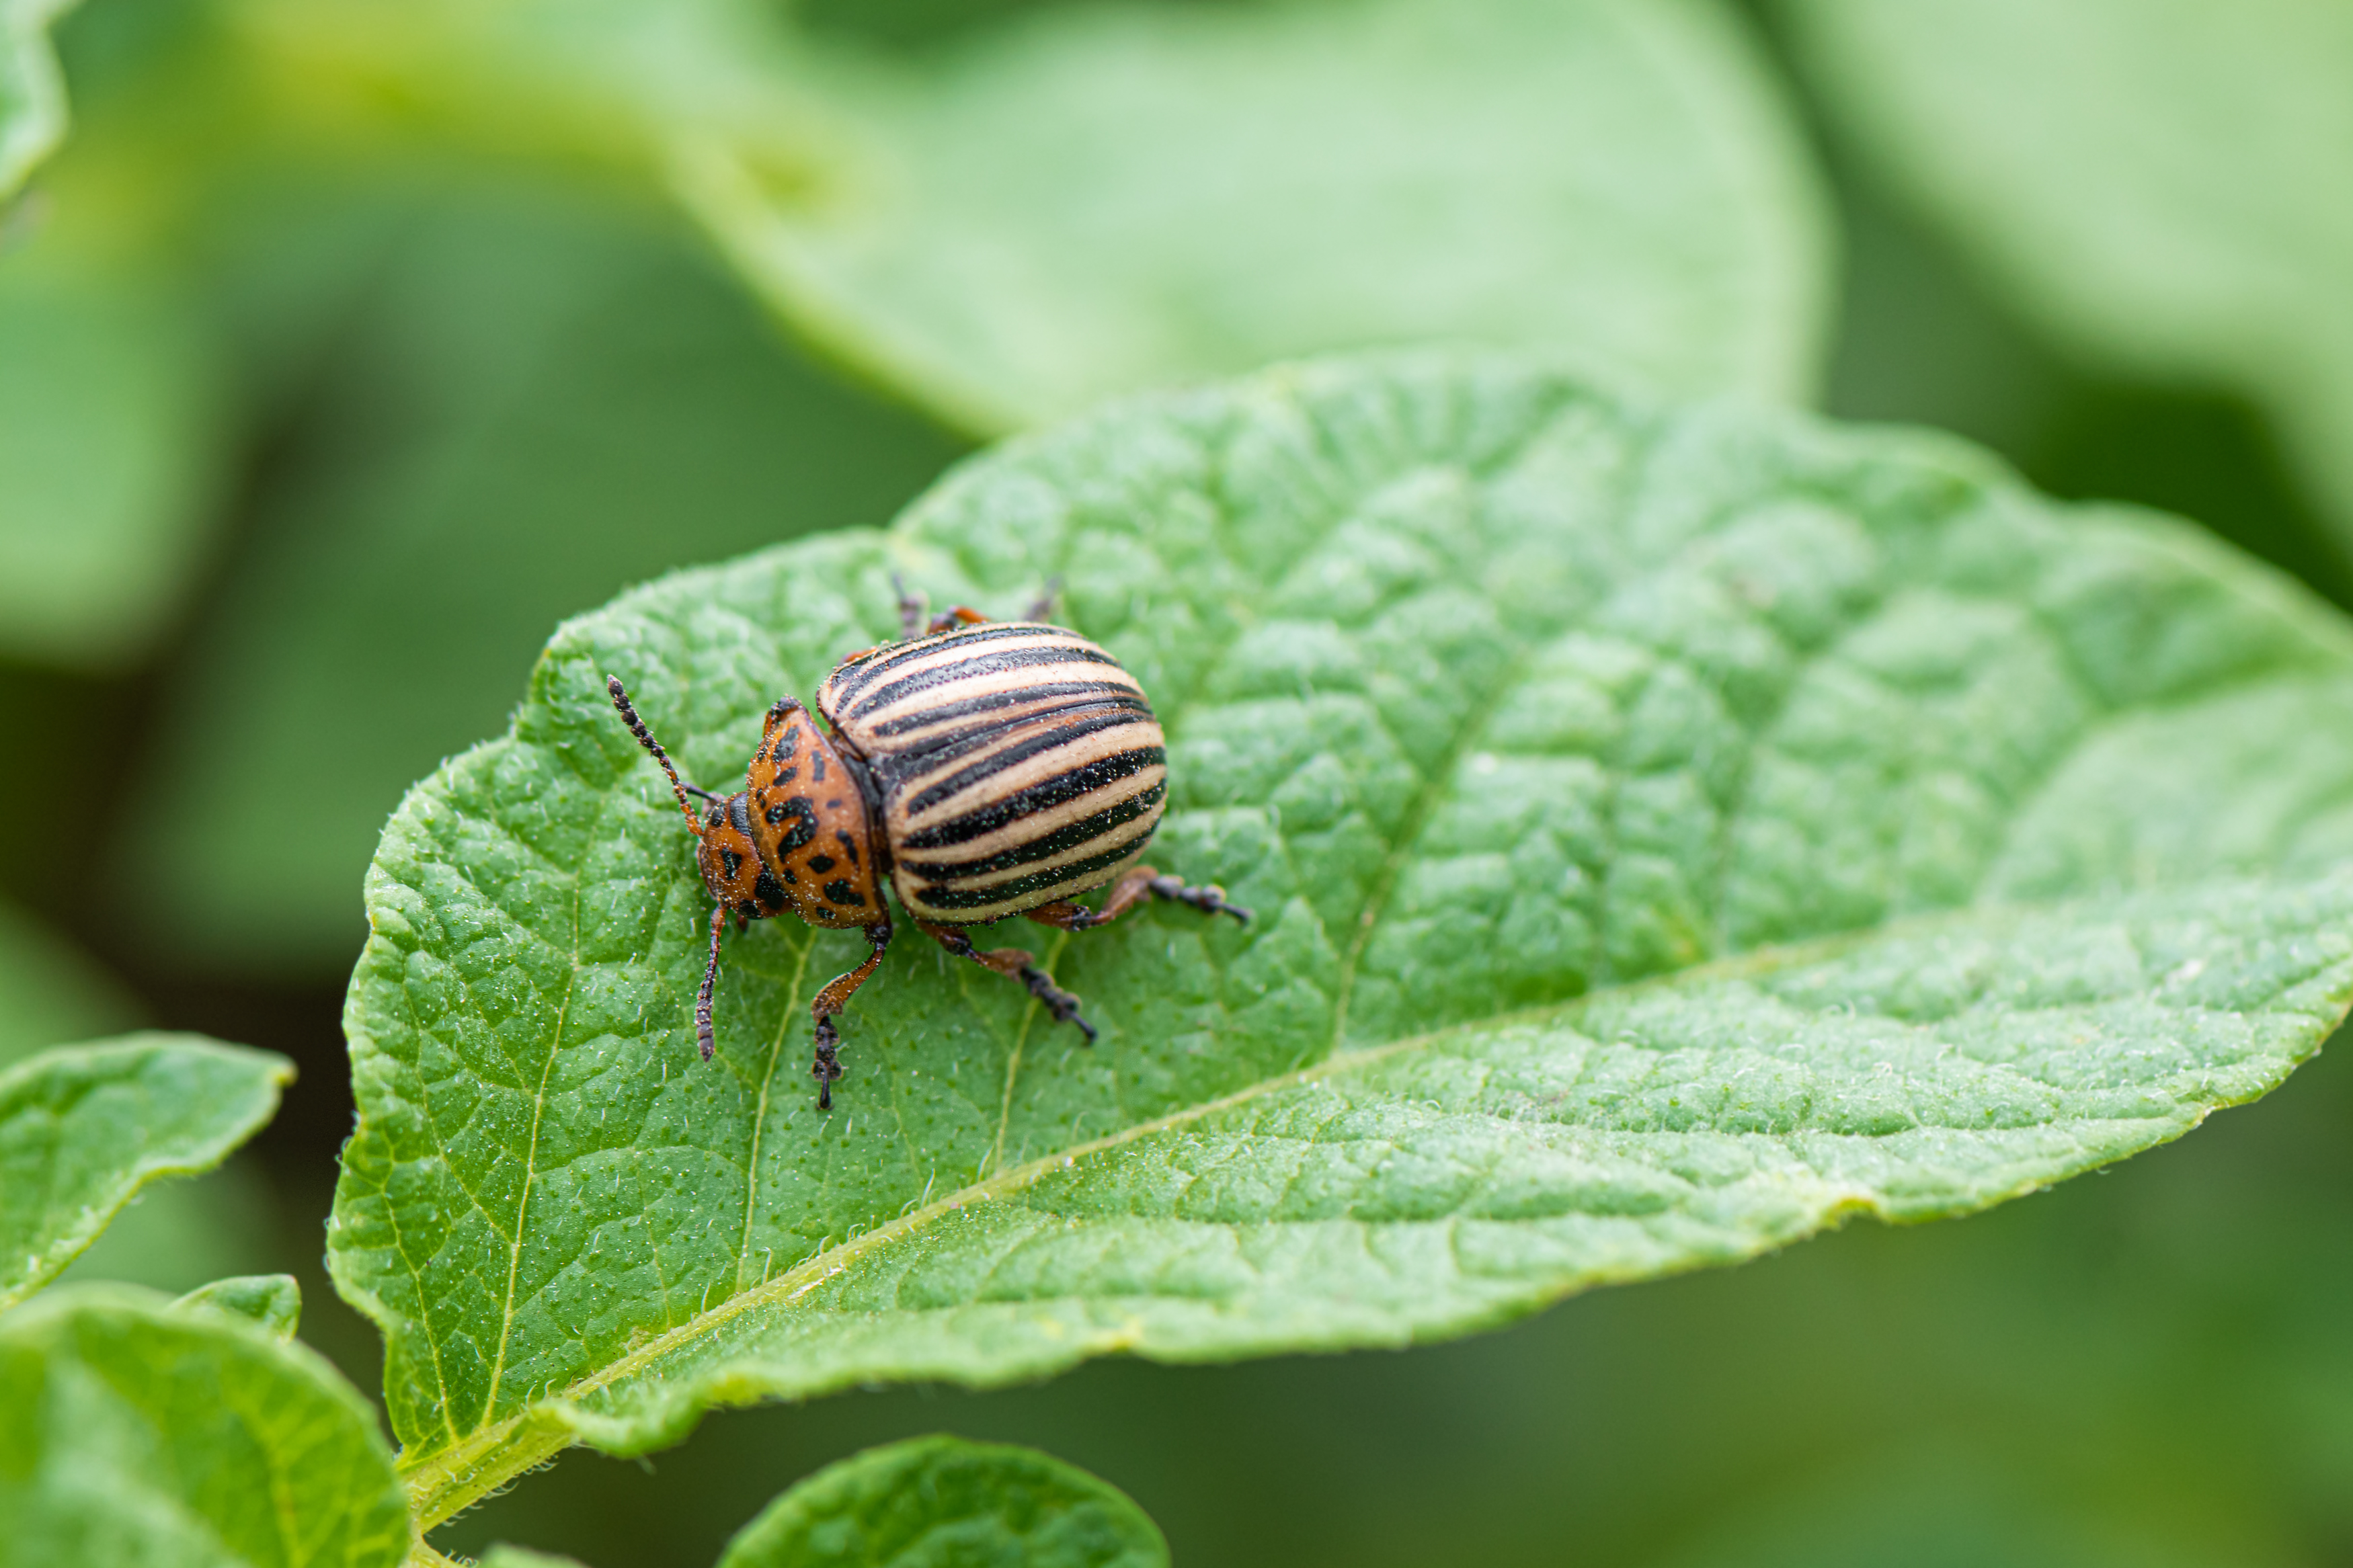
[812,753,828,783]
[834,829,861,866]
[770,766,798,784]
[808,854,836,874]
[719,847,743,878]
[754,869,789,911]
[824,879,864,907]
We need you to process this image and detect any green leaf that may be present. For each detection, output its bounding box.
[0,0,75,199]
[239,0,1831,431]
[1779,0,2353,558]
[175,1273,302,1340]
[716,1436,1166,1568]
[682,0,1833,429]
[1,1034,290,1311]
[330,352,2353,1527]
[0,1283,409,1568]
[137,181,958,975]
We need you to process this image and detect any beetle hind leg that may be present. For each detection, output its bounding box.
[809,920,894,1110]
[921,923,1097,1044]
[1026,866,1252,934]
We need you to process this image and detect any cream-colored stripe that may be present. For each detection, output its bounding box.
[892,720,1164,831]
[821,630,1100,716]
[890,764,1166,865]
[844,669,1144,748]
[900,840,1152,923]
[905,810,1161,895]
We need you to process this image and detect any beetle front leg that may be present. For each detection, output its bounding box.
[1026,866,1252,933]
[920,921,1096,1044]
[809,919,894,1110]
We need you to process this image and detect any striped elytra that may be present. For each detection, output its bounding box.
[814,621,1168,924]
[606,592,1246,1112]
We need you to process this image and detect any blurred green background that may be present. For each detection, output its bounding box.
[5,1,2351,1564]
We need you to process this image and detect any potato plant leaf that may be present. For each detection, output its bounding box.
[0,0,73,199]
[1781,0,2353,556]
[175,1273,303,1340]
[0,1284,409,1568]
[239,0,1830,430]
[717,1436,1166,1568]
[1,1034,290,1311]
[329,353,2353,1530]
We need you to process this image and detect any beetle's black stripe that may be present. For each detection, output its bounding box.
[897,780,1166,879]
[908,834,1158,911]
[897,710,1158,817]
[836,644,1125,723]
[866,679,1142,738]
[825,624,1084,702]
[899,747,1165,851]
[872,697,1152,779]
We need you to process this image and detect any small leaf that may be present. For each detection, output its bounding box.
[717,1436,1166,1568]
[0,0,75,199]
[239,0,1832,429]
[0,1284,409,1568]
[0,1033,290,1311]
[331,353,2353,1524]
[1780,0,2353,556]
[175,1273,301,1340]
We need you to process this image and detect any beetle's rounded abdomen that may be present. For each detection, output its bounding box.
[816,622,1166,925]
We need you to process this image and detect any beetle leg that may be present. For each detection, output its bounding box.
[1022,577,1064,622]
[920,921,1096,1044]
[809,920,894,1111]
[893,573,926,640]
[1027,866,1252,933]
[694,903,728,1062]
[923,606,991,636]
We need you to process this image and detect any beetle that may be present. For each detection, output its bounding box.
[606,584,1249,1109]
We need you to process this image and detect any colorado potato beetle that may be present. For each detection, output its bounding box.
[608,584,1249,1109]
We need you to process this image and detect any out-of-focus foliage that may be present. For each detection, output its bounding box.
[1783,0,2353,564]
[0,900,133,1067]
[239,0,1834,429]
[0,0,75,198]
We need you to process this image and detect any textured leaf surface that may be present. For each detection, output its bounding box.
[0,0,73,199]
[175,1273,302,1340]
[684,0,1831,429]
[241,0,1829,431]
[717,1436,1165,1568]
[328,353,2353,1525]
[0,1034,290,1311]
[1782,0,2353,554]
[0,1284,408,1568]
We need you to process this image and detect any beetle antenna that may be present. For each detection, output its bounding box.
[606,675,705,835]
[1023,576,1064,623]
[696,903,725,1060]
